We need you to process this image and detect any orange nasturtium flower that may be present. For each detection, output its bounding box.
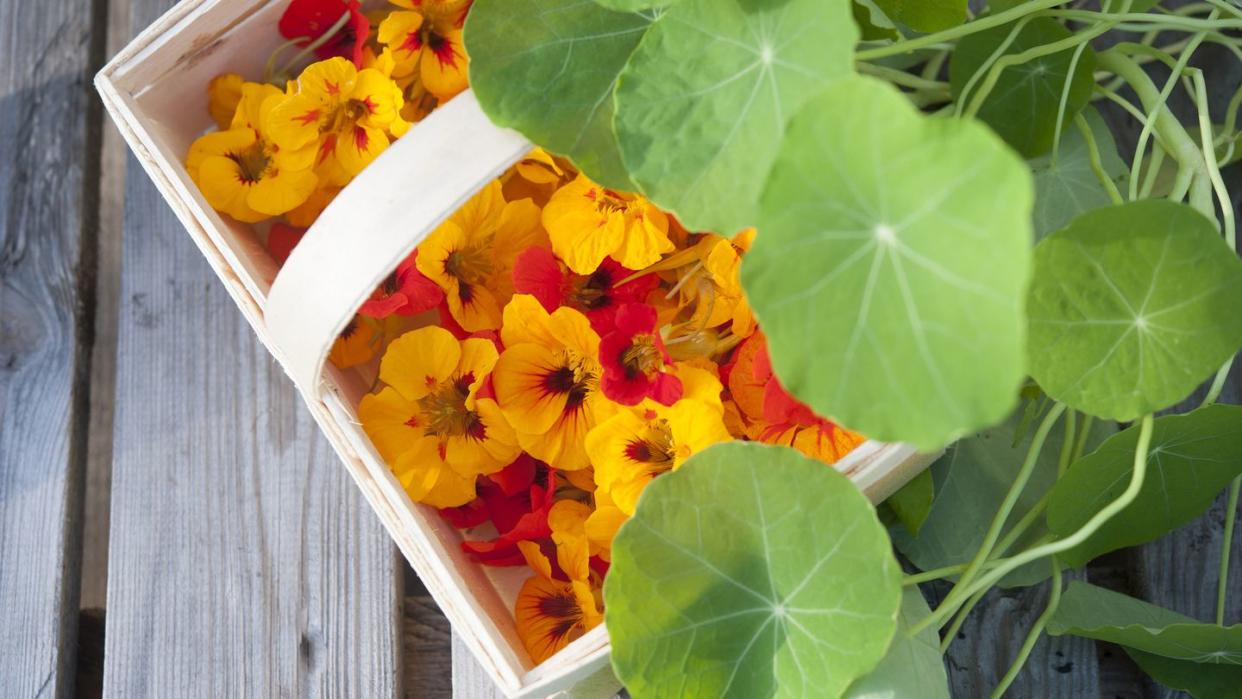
[697,228,758,338]
[542,174,673,275]
[359,326,520,508]
[416,182,543,332]
[492,295,616,471]
[378,0,472,101]
[267,57,408,187]
[586,364,731,515]
[328,316,380,368]
[515,500,604,663]
[187,82,318,223]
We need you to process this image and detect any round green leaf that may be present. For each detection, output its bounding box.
[1049,582,1242,664]
[1030,108,1128,239]
[871,0,967,33]
[1027,200,1242,421]
[614,0,856,234]
[743,76,1033,450]
[1125,648,1242,699]
[593,0,671,10]
[949,17,1096,157]
[465,0,657,190]
[605,442,901,698]
[892,401,1116,586]
[1045,404,1242,568]
[843,588,950,699]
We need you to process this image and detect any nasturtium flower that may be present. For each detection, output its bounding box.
[586,364,730,515]
[187,83,318,223]
[377,0,472,101]
[207,72,244,129]
[329,316,379,369]
[598,303,682,406]
[512,246,658,336]
[267,223,306,266]
[514,500,604,664]
[729,333,864,464]
[358,326,519,508]
[267,57,407,187]
[697,228,757,338]
[584,487,627,561]
[278,0,371,68]
[542,174,673,275]
[416,182,543,332]
[359,250,444,319]
[459,455,559,566]
[492,295,615,470]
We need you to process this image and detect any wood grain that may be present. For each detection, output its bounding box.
[405,595,453,699]
[0,0,104,692]
[452,632,507,699]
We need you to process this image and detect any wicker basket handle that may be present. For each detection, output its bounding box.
[265,91,532,398]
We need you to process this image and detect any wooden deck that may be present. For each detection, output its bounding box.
[0,0,1238,696]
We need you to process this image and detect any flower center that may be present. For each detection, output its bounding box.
[229,141,271,183]
[542,355,594,411]
[624,419,675,467]
[619,333,663,380]
[571,268,613,311]
[537,589,585,643]
[416,372,485,440]
[444,244,493,287]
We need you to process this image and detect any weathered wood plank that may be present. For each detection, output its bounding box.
[0,0,105,692]
[102,1,402,691]
[405,595,453,698]
[452,632,507,699]
[102,150,403,695]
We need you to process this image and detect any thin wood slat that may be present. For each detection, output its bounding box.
[0,0,102,692]
[101,152,402,695]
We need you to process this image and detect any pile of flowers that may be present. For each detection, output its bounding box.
[186,0,864,665]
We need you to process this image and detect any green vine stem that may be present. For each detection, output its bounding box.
[940,587,989,654]
[855,0,1071,61]
[913,414,1156,638]
[989,559,1064,699]
[924,404,1067,632]
[1074,114,1126,205]
[1220,477,1242,625]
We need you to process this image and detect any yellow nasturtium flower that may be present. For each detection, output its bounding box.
[378,0,471,101]
[416,182,544,332]
[492,295,616,470]
[542,174,673,275]
[514,500,604,663]
[586,364,730,515]
[267,57,408,187]
[207,72,245,129]
[358,326,520,508]
[187,82,318,223]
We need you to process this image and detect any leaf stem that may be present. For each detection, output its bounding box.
[855,0,1072,61]
[856,61,948,91]
[1218,477,1242,625]
[988,559,1063,699]
[1074,114,1125,205]
[940,587,988,653]
[963,27,1113,120]
[925,404,1067,633]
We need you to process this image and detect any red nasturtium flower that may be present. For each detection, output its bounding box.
[359,250,444,319]
[511,246,657,335]
[457,455,558,566]
[598,303,683,406]
[267,222,307,265]
[278,0,371,68]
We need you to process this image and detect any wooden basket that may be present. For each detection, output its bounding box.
[95,1,940,695]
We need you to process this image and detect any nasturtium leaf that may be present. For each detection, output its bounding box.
[743,76,1033,450]
[884,468,934,537]
[613,0,856,234]
[1125,648,1242,699]
[1030,108,1127,239]
[1048,582,1242,664]
[465,0,656,190]
[892,403,1115,587]
[1045,405,1242,568]
[605,442,901,698]
[853,0,899,42]
[1027,200,1242,421]
[842,589,950,699]
[871,0,968,33]
[592,0,670,10]
[949,17,1097,157]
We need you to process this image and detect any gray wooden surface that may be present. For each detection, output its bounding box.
[0,0,1239,696]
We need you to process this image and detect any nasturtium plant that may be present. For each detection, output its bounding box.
[592,0,671,10]
[842,589,950,699]
[605,443,901,698]
[744,75,1032,450]
[949,17,1096,158]
[882,468,934,537]
[1049,582,1242,664]
[1030,108,1127,239]
[1125,648,1242,699]
[893,403,1116,587]
[1045,405,1242,568]
[871,0,968,33]
[613,0,857,234]
[464,0,657,190]
[1027,201,1242,421]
